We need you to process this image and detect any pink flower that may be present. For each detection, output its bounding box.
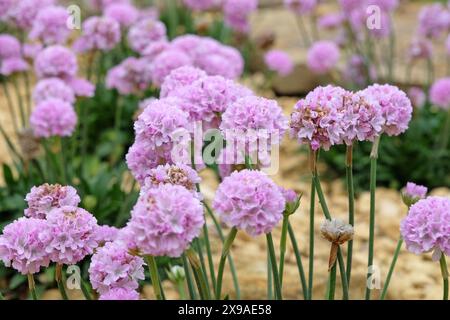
[95,225,120,245]
[0,57,28,75]
[361,84,412,136]
[73,16,121,53]
[106,57,152,95]
[408,38,433,61]
[89,241,145,294]
[104,3,139,27]
[307,41,340,74]
[430,78,450,110]
[318,13,344,30]
[284,0,317,15]
[213,169,285,237]
[99,288,140,300]
[417,4,450,39]
[128,184,205,257]
[160,66,207,98]
[24,184,80,219]
[264,50,294,76]
[45,206,99,265]
[183,0,222,11]
[30,99,77,138]
[408,87,426,109]
[34,45,77,79]
[64,77,95,98]
[0,217,51,274]
[223,0,258,33]
[23,43,43,60]
[401,196,450,261]
[402,182,428,206]
[33,78,75,105]
[0,34,21,59]
[141,40,170,61]
[127,18,167,54]
[29,6,70,45]
[7,0,55,29]
[150,49,192,86]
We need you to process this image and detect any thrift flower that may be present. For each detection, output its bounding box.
[264,50,294,76]
[30,99,77,138]
[33,78,75,105]
[73,16,121,53]
[307,41,340,74]
[430,78,450,110]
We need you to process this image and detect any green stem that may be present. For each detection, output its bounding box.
[345,146,355,287]
[194,239,212,298]
[440,255,449,300]
[337,246,349,300]
[365,136,380,300]
[23,71,32,116]
[114,101,123,136]
[288,222,308,300]
[439,109,450,151]
[145,256,165,300]
[27,273,37,300]
[380,238,403,300]
[186,247,211,300]
[55,264,69,300]
[176,281,187,300]
[279,214,289,287]
[266,233,282,300]
[11,76,26,127]
[182,253,197,300]
[215,227,238,299]
[308,178,315,300]
[58,137,68,184]
[80,278,93,300]
[327,253,337,300]
[203,223,217,293]
[267,249,273,299]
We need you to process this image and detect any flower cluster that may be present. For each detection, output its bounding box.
[106,57,153,95]
[73,16,121,53]
[28,6,70,45]
[0,34,28,76]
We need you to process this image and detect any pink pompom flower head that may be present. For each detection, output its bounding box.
[128,184,205,257]
[430,78,450,110]
[30,98,77,138]
[6,0,55,30]
[160,66,207,98]
[104,3,139,28]
[34,45,77,79]
[307,41,340,74]
[0,217,51,275]
[408,87,426,109]
[45,206,99,265]
[99,288,140,300]
[223,0,258,34]
[73,16,121,53]
[24,183,81,219]
[29,6,71,45]
[401,182,428,207]
[150,49,193,87]
[127,18,167,54]
[213,169,285,237]
[401,196,450,261]
[264,50,294,76]
[89,241,145,294]
[33,78,75,105]
[0,34,29,75]
[95,225,120,245]
[417,3,450,39]
[106,57,152,95]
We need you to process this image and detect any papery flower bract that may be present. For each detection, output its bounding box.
[104,3,139,27]
[402,182,428,207]
[33,78,75,105]
[30,98,77,138]
[73,16,121,53]
[127,18,167,54]
[408,87,426,109]
[0,217,51,274]
[128,184,205,257]
[290,85,346,150]
[45,206,99,265]
[34,45,77,79]
[106,57,152,95]
[307,41,340,74]
[150,49,192,87]
[320,218,354,245]
[160,66,207,98]
[183,0,221,10]
[417,3,450,39]
[89,241,145,294]
[24,183,81,219]
[361,84,412,136]
[213,169,285,237]
[284,0,317,15]
[264,50,294,76]
[401,196,450,261]
[223,0,258,33]
[430,78,450,110]
[29,6,70,45]
[99,288,140,300]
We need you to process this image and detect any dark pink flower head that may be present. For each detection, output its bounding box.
[35,45,77,79]
[24,183,81,219]
[29,6,70,45]
[264,50,294,76]
[213,169,285,237]
[307,41,340,74]
[223,0,258,33]
[106,57,152,95]
[290,85,346,150]
[430,78,450,110]
[183,0,222,11]
[99,288,140,300]
[89,241,145,294]
[33,78,75,105]
[0,217,51,274]
[73,16,121,53]
[127,18,167,54]
[30,98,77,138]
[45,206,99,265]
[7,0,55,29]
[402,182,428,207]
[150,49,192,87]
[128,184,205,257]
[417,3,450,39]
[284,0,317,15]
[104,3,139,27]
[401,196,450,261]
[361,84,412,136]
[160,66,207,98]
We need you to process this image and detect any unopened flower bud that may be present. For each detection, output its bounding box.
[401,182,428,208]
[167,265,185,283]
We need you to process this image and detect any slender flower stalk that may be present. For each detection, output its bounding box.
[327,249,337,300]
[345,145,355,286]
[145,256,165,300]
[186,247,211,300]
[80,278,92,300]
[55,263,69,300]
[365,135,381,300]
[278,213,289,286]
[380,237,403,300]
[308,149,316,300]
[287,222,308,299]
[215,227,238,299]
[267,250,273,299]
[11,76,26,127]
[182,253,198,300]
[193,239,211,296]
[27,273,37,300]
[440,255,449,300]
[266,232,282,300]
